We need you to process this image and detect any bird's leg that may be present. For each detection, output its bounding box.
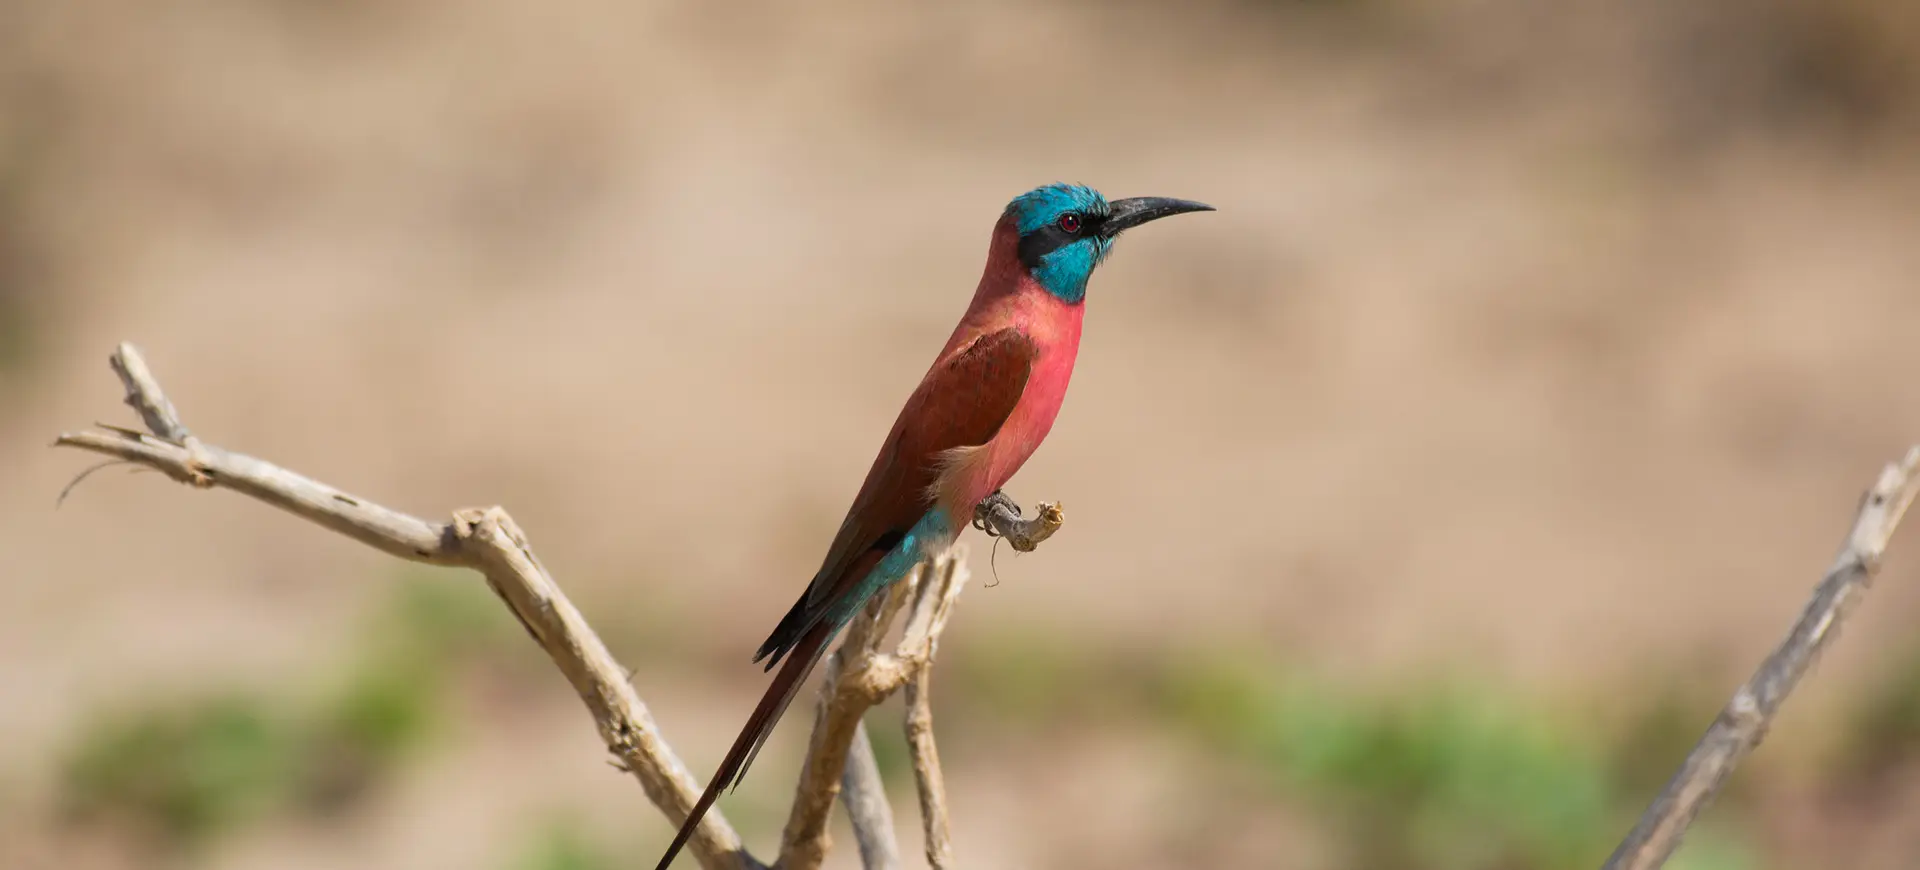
[972,490,1064,553]
[972,490,1021,536]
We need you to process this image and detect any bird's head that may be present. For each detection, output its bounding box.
[1004,183,1213,303]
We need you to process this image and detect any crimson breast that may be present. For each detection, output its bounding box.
[929,284,1084,520]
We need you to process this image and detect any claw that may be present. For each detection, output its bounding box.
[972,490,1018,536]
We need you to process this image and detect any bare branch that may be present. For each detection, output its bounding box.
[838,720,901,870]
[54,344,758,870]
[54,429,456,563]
[108,341,192,443]
[905,667,953,869]
[780,593,907,870]
[1603,446,1920,870]
[56,342,1062,870]
[780,554,971,870]
[901,552,963,870]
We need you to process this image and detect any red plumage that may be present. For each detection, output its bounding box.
[657,213,1087,869]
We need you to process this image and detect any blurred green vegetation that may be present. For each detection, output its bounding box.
[61,694,297,849]
[352,566,529,680]
[508,818,626,870]
[56,574,1920,870]
[57,570,519,854]
[863,708,913,787]
[1833,639,1920,798]
[950,633,1762,870]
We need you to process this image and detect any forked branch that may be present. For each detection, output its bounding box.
[53,342,1063,870]
[779,552,971,870]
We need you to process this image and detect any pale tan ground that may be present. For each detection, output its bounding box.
[4,1,1920,868]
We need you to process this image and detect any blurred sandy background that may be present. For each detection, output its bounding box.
[5,1,1920,868]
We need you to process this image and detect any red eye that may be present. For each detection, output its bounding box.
[1057,213,1082,233]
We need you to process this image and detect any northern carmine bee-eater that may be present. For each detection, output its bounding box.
[655,183,1212,868]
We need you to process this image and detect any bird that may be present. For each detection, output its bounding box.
[654,183,1212,869]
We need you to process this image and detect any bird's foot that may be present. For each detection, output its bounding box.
[972,490,1020,536]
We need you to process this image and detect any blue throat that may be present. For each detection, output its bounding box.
[1006,183,1113,304]
[1030,244,1102,304]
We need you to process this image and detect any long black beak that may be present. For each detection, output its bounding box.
[1101,196,1215,238]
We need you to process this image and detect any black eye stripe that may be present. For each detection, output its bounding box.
[1017,213,1106,267]
[1017,226,1072,265]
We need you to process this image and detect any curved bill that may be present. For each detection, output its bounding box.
[1101,197,1215,237]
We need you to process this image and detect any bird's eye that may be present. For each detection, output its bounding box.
[1056,213,1082,234]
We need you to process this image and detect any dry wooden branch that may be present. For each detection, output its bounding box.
[838,720,901,870]
[54,342,1059,870]
[55,343,758,870]
[779,553,971,870]
[1602,446,1920,870]
[904,665,953,869]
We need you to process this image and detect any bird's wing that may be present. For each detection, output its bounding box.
[659,327,1036,870]
[755,326,1036,664]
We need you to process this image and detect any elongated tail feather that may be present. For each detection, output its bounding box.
[654,620,835,870]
